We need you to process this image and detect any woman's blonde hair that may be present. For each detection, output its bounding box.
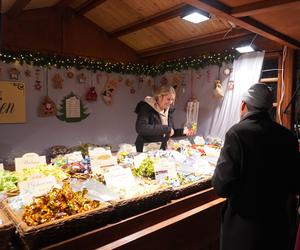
[152,84,176,101]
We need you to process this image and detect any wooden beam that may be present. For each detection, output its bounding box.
[231,0,300,18]
[281,47,295,129]
[110,4,196,38]
[76,0,106,15]
[186,0,300,49]
[6,0,31,18]
[276,54,283,123]
[139,28,252,58]
[53,0,77,11]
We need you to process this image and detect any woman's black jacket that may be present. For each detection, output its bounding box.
[134,101,183,152]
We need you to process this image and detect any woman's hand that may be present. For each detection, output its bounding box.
[170,128,174,137]
[183,127,195,136]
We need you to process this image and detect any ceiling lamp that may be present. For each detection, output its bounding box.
[182,11,210,24]
[235,34,258,53]
[235,45,255,53]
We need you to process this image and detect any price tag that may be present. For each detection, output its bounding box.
[15,153,46,172]
[104,166,135,189]
[154,159,178,182]
[18,176,57,197]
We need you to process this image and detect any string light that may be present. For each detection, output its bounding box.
[0,48,237,76]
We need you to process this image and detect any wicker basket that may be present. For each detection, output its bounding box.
[1,200,113,249]
[172,176,212,200]
[111,187,173,221]
[0,208,15,250]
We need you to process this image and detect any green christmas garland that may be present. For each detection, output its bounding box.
[0,48,238,76]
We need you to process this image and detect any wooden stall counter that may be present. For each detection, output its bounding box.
[44,188,225,250]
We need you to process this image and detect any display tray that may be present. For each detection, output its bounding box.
[1,200,113,250]
[172,176,212,200]
[0,207,15,250]
[110,187,173,222]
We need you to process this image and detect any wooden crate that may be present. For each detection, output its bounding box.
[1,200,113,249]
[172,176,212,200]
[111,187,173,221]
[0,208,15,250]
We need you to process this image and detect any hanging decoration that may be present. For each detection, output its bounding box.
[8,67,20,80]
[171,74,183,93]
[0,48,237,76]
[160,76,168,85]
[125,78,135,94]
[24,69,31,77]
[86,87,98,101]
[101,77,118,105]
[147,78,154,87]
[34,68,42,90]
[213,66,224,99]
[52,73,64,89]
[185,70,199,134]
[77,73,86,84]
[195,70,202,80]
[66,71,74,79]
[38,69,56,117]
[85,72,97,101]
[57,92,89,122]
[38,96,56,117]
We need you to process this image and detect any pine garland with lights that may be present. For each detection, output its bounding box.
[0,48,237,76]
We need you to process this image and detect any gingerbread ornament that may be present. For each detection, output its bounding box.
[52,73,64,89]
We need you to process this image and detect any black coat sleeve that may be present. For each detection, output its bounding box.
[135,105,171,137]
[212,129,242,198]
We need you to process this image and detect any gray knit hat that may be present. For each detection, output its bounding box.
[242,83,273,110]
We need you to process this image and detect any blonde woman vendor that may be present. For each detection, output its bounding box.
[134,84,193,152]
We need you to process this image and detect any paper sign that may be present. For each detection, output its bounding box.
[89,147,117,167]
[64,151,83,163]
[66,96,80,118]
[104,166,135,189]
[0,81,26,123]
[133,153,148,168]
[15,153,46,172]
[18,175,56,197]
[154,159,178,182]
[0,163,3,171]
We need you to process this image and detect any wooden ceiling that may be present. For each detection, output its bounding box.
[2,0,300,57]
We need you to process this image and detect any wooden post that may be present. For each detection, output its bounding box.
[277,47,294,130]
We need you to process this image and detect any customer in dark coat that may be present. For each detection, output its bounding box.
[212,83,300,250]
[135,84,193,152]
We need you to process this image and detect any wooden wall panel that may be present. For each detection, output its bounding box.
[2,8,138,62]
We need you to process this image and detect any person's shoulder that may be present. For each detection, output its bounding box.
[273,121,297,140]
[134,101,153,114]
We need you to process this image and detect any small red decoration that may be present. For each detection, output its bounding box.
[228,81,234,90]
[86,87,98,101]
[34,82,42,90]
[38,96,56,117]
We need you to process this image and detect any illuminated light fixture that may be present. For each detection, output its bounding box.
[235,34,258,53]
[235,45,255,53]
[182,11,210,24]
